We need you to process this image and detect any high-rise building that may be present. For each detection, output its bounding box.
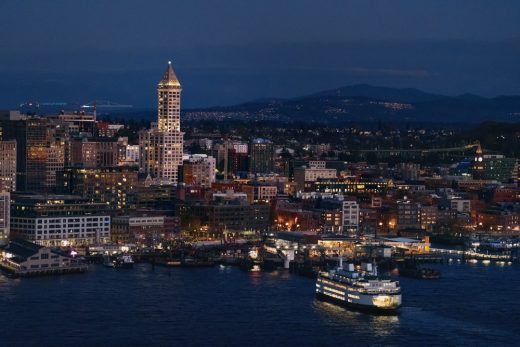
[70,138,119,168]
[249,138,274,174]
[0,114,69,192]
[0,141,16,192]
[397,199,421,230]
[477,155,517,183]
[45,140,66,190]
[140,62,184,184]
[0,191,10,245]
[182,154,216,187]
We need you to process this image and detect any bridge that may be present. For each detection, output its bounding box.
[349,143,481,159]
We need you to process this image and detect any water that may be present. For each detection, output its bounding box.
[1,262,519,346]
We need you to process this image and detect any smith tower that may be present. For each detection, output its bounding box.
[157,61,181,132]
[139,61,184,184]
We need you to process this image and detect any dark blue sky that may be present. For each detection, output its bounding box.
[1,0,519,108]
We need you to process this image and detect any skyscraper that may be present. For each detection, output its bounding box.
[140,62,184,184]
[0,141,16,192]
[249,138,274,174]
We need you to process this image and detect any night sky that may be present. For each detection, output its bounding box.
[0,0,519,108]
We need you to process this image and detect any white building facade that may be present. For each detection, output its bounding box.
[11,215,110,247]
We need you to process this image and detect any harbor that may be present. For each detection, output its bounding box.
[1,261,519,346]
[2,233,518,280]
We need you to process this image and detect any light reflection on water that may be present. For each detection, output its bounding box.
[313,299,400,338]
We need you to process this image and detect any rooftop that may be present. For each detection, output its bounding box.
[158,61,181,88]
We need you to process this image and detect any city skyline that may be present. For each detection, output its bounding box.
[1,2,519,346]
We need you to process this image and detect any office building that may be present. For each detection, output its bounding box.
[242,184,278,204]
[249,138,273,174]
[0,141,16,191]
[342,200,359,234]
[57,166,138,210]
[0,191,9,245]
[182,154,216,186]
[294,166,337,192]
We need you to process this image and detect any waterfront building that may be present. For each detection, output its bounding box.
[249,138,274,174]
[0,140,16,191]
[10,194,110,246]
[111,214,179,245]
[0,239,86,276]
[476,207,520,234]
[139,62,184,184]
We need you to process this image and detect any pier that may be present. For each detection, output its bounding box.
[429,248,514,261]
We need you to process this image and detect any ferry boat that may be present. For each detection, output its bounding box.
[398,262,441,279]
[316,259,402,313]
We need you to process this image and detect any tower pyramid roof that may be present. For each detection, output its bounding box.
[158,61,181,87]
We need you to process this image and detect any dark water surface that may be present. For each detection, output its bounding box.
[1,262,519,346]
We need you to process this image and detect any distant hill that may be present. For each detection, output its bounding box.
[306,84,446,103]
[183,84,520,124]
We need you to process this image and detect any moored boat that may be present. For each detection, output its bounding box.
[115,255,134,269]
[398,263,441,279]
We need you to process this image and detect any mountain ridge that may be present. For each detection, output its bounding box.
[182,84,520,124]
